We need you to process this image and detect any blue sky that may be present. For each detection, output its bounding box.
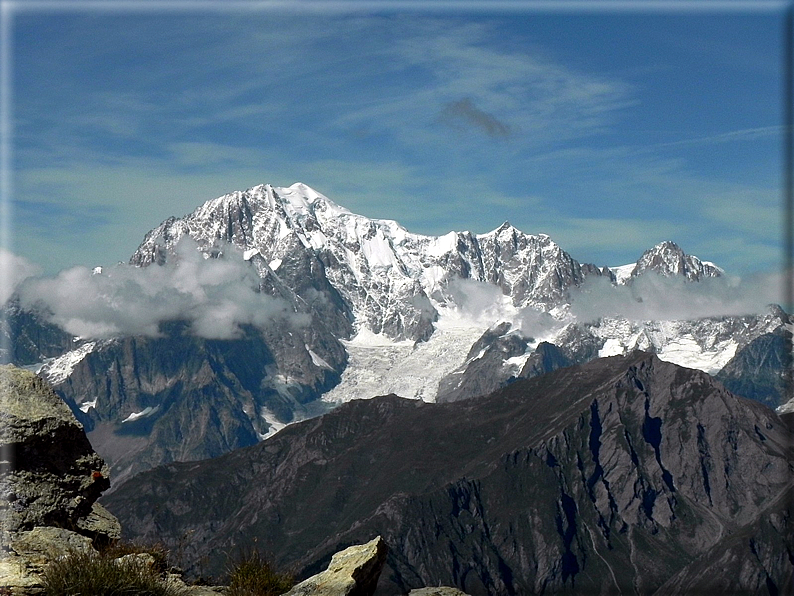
[5,1,789,284]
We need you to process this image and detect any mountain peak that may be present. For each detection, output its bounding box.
[632,240,721,282]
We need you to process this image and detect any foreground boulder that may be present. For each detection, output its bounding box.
[283,536,387,596]
[0,365,121,592]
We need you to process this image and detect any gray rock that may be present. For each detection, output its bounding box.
[0,365,113,541]
[164,572,227,595]
[74,501,122,543]
[0,365,120,592]
[9,526,94,568]
[1,527,95,593]
[282,536,387,596]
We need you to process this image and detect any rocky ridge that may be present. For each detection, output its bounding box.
[104,352,794,595]
[50,320,345,487]
[128,183,612,342]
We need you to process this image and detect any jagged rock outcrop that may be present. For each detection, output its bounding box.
[437,330,574,404]
[0,365,120,592]
[283,536,387,596]
[105,352,794,595]
[436,323,529,403]
[629,240,722,282]
[128,184,607,343]
[437,305,789,406]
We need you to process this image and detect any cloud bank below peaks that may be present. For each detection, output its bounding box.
[16,238,304,340]
[568,271,785,323]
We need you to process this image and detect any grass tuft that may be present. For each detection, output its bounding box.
[41,547,188,596]
[100,539,172,573]
[226,549,294,596]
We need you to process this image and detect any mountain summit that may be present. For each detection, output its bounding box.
[130,183,610,342]
[632,240,723,281]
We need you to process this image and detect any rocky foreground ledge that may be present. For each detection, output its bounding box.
[0,364,122,593]
[0,365,466,596]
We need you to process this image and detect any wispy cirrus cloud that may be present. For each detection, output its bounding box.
[330,18,634,150]
[11,10,784,282]
[650,125,783,149]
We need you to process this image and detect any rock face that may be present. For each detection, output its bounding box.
[436,322,530,403]
[51,321,345,488]
[0,365,120,592]
[283,536,387,596]
[716,324,793,409]
[0,300,74,367]
[105,352,794,595]
[128,184,617,344]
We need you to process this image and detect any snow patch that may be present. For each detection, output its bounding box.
[38,342,98,385]
[609,264,635,285]
[657,336,737,374]
[425,232,458,258]
[777,397,794,414]
[79,398,98,413]
[306,345,333,370]
[258,408,287,440]
[598,338,626,358]
[503,353,531,371]
[361,233,397,268]
[121,406,159,423]
[322,313,488,404]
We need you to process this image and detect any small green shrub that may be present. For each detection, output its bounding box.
[227,549,294,596]
[41,547,188,596]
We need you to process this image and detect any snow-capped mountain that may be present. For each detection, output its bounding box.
[130,183,610,342]
[13,182,789,483]
[620,240,723,282]
[127,182,777,401]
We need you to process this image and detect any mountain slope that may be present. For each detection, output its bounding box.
[716,323,793,410]
[104,352,794,595]
[49,318,345,488]
[629,240,723,282]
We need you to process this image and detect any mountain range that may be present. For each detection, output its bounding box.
[103,351,794,594]
[4,182,791,487]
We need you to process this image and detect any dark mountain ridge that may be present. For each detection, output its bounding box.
[104,351,794,595]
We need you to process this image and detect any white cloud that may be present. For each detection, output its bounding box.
[568,271,785,323]
[0,250,42,305]
[15,238,306,340]
[444,277,563,338]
